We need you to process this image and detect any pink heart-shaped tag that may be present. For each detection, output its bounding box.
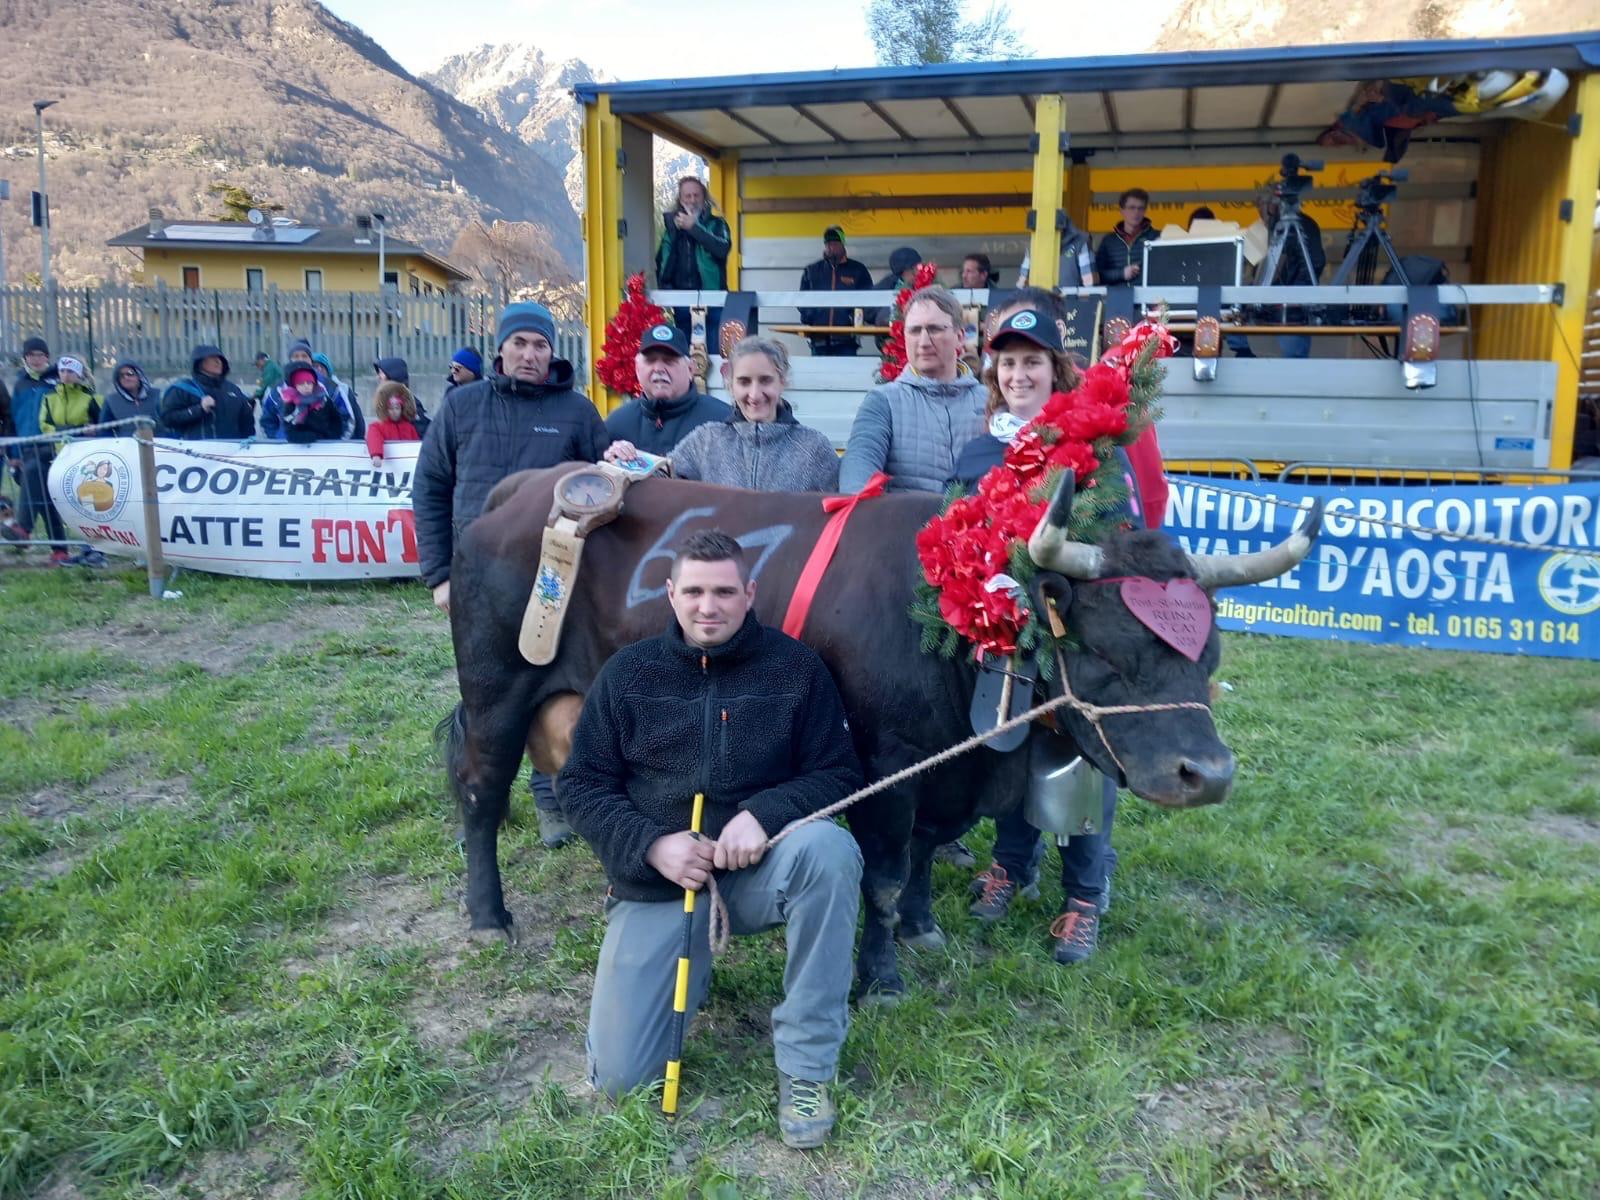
[1119,577,1213,662]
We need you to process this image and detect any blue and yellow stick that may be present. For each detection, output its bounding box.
[662,791,705,1117]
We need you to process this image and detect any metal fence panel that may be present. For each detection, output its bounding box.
[0,285,585,386]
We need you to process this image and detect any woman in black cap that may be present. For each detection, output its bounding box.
[948,306,1077,486]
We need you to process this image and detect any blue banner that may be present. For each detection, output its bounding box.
[1165,476,1600,660]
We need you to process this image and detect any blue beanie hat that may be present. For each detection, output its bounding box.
[496,302,555,352]
[450,346,483,376]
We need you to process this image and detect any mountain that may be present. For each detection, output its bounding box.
[426,44,598,214]
[1154,0,1600,50]
[0,0,579,287]
[426,44,705,220]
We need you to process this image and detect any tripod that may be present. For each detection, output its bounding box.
[1255,205,1322,325]
[1331,203,1410,287]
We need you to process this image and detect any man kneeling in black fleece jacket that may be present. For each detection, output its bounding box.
[558,529,863,1149]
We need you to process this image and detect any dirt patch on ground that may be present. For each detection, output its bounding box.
[138,1138,300,1200]
[1135,1025,1355,1171]
[1523,810,1600,849]
[6,679,161,733]
[56,603,378,677]
[1391,811,1507,896]
[19,768,192,825]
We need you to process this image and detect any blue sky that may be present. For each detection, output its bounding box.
[322,0,1171,81]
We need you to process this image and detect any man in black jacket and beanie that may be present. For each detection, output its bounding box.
[416,300,610,848]
[601,322,730,457]
[559,530,863,1149]
[160,346,255,440]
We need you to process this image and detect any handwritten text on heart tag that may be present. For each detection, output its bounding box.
[1118,577,1213,662]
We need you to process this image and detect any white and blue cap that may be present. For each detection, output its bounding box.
[639,322,690,358]
[989,308,1063,354]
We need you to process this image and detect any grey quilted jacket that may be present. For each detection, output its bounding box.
[671,405,840,493]
[838,369,986,494]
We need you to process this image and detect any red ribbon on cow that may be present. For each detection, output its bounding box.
[782,471,891,639]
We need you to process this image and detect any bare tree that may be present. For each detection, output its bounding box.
[865,0,1027,66]
[449,219,575,297]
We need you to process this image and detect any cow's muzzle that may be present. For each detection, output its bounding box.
[1135,750,1236,808]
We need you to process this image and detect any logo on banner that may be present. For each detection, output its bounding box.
[1537,553,1600,616]
[65,453,132,521]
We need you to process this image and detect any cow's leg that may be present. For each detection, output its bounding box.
[446,682,538,942]
[848,790,916,1004]
[526,692,584,776]
[895,828,945,950]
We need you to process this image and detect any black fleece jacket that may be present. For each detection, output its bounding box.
[603,386,731,455]
[557,613,863,903]
[413,358,609,587]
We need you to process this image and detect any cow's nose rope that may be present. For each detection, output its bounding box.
[702,661,1211,955]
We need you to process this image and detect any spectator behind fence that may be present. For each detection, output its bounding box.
[445,348,482,398]
[312,352,364,441]
[6,337,59,547]
[375,356,430,435]
[366,380,422,467]
[670,336,840,493]
[278,363,343,445]
[40,357,101,443]
[161,345,255,442]
[98,362,161,436]
[601,322,730,459]
[838,284,985,495]
[251,351,282,406]
[1095,188,1159,287]
[798,226,873,357]
[414,300,610,851]
[262,339,319,439]
[655,176,731,352]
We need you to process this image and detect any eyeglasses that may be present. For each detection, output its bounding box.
[906,323,955,337]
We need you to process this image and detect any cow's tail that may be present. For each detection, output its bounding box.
[435,702,471,810]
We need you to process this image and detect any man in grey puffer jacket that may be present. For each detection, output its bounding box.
[839,284,985,494]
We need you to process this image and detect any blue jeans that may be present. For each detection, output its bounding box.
[992,775,1118,909]
[1277,334,1311,358]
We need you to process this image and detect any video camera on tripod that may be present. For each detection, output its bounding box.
[1353,167,1408,214]
[1254,154,1328,325]
[1275,153,1322,208]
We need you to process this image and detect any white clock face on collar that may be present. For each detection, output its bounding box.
[559,468,621,512]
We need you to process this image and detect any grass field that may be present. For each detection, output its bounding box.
[2,563,1597,1199]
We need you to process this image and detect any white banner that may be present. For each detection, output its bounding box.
[47,438,422,581]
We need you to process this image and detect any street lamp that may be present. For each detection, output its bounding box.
[373,211,387,358]
[33,99,59,350]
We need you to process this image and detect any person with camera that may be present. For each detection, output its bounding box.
[655,177,731,353]
[1251,157,1328,359]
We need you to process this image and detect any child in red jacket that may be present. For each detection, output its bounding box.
[366,381,421,467]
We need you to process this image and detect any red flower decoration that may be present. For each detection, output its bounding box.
[596,273,670,398]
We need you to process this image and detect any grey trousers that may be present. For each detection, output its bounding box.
[586,820,862,1097]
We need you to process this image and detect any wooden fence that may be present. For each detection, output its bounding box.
[0,285,586,383]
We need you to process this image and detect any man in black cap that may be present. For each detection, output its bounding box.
[601,322,730,458]
[798,226,872,357]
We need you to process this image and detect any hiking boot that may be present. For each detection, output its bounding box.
[1050,899,1100,965]
[49,548,70,566]
[968,862,1040,922]
[777,1072,836,1149]
[535,805,577,849]
[933,839,977,869]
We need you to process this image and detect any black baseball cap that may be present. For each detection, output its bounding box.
[639,322,690,358]
[822,225,846,245]
[988,308,1063,354]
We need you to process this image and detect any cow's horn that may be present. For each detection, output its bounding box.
[1027,473,1105,579]
[1189,498,1325,589]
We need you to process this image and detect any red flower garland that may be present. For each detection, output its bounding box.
[877,261,941,383]
[596,273,670,398]
[914,322,1175,659]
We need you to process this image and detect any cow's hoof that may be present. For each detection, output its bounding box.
[898,925,946,951]
[466,919,517,947]
[854,984,904,1008]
